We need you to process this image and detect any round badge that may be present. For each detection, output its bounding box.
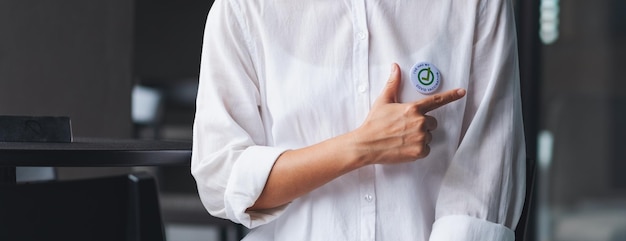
[410,62,441,94]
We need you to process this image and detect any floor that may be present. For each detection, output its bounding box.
[166,224,220,241]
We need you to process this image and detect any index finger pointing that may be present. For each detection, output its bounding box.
[415,88,466,114]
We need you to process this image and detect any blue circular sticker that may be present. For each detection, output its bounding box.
[410,62,441,94]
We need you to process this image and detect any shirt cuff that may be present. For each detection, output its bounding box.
[429,215,514,241]
[224,146,289,228]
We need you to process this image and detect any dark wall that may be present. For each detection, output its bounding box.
[0,0,133,138]
[134,0,213,82]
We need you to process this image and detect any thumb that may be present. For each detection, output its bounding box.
[374,63,401,106]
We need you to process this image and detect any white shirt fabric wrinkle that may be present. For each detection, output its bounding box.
[191,0,526,240]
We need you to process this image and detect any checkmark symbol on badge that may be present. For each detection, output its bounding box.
[418,67,434,85]
[421,68,431,81]
[410,62,441,95]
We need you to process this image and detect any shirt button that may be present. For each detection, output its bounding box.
[364,194,374,202]
[356,31,367,40]
[357,85,368,93]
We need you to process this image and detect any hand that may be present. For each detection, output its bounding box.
[352,63,466,165]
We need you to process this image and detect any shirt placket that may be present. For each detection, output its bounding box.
[351,0,376,240]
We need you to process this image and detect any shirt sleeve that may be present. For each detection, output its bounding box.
[191,0,288,228]
[429,0,526,240]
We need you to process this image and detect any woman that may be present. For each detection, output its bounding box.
[192,0,526,240]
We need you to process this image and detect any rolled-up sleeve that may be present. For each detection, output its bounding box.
[429,0,526,240]
[191,0,288,228]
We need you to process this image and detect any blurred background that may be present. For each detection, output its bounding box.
[523,0,626,241]
[0,0,624,240]
[0,0,223,240]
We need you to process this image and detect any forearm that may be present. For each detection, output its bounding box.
[248,64,465,211]
[248,132,364,210]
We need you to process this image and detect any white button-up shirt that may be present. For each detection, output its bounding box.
[191,0,526,240]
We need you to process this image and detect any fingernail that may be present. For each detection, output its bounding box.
[388,64,397,83]
[457,89,466,96]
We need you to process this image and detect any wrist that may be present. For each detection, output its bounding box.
[340,130,372,169]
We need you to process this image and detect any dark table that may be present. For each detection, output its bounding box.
[0,137,192,184]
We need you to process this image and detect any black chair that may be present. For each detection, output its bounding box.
[515,158,537,241]
[0,172,164,241]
